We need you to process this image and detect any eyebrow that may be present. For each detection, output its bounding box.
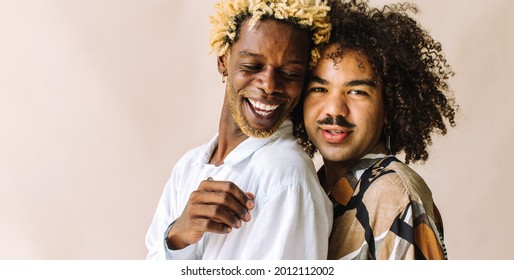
[346,79,378,88]
[309,75,329,85]
[239,51,262,58]
[309,75,378,88]
[238,51,307,66]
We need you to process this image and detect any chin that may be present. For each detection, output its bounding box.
[245,115,288,138]
[239,121,278,138]
[318,147,353,163]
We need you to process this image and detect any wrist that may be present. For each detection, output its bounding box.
[164,220,190,250]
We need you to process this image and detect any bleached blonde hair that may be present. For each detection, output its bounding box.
[209,0,331,67]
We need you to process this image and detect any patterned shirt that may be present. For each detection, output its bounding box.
[321,154,447,260]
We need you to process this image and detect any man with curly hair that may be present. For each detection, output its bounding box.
[146,0,332,259]
[293,0,457,259]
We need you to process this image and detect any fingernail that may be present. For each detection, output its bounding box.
[244,212,251,222]
[236,220,242,228]
[247,200,254,209]
[226,227,232,233]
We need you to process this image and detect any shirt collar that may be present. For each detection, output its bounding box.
[351,153,389,181]
[318,153,389,192]
[320,153,389,206]
[196,119,293,166]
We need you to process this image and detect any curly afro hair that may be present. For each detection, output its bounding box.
[293,0,458,164]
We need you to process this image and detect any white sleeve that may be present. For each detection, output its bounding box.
[240,183,332,259]
[145,177,199,260]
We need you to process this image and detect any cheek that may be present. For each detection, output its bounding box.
[290,93,301,109]
[229,74,246,90]
[302,96,319,128]
[288,84,304,104]
[361,107,385,137]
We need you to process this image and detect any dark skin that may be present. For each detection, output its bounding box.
[167,18,311,250]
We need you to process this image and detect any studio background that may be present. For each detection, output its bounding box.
[0,0,512,259]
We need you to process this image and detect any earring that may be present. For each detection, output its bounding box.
[384,126,391,154]
[221,73,227,84]
[386,134,391,153]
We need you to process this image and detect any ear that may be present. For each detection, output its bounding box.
[217,55,228,76]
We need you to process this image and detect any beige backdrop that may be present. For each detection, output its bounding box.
[0,0,512,259]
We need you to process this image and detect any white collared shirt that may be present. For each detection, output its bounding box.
[145,120,332,259]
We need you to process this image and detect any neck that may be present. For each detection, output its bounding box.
[320,159,357,194]
[320,142,388,193]
[209,96,248,166]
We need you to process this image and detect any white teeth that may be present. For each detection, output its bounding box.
[328,130,342,134]
[248,99,279,115]
[256,111,272,116]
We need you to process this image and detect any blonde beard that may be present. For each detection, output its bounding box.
[227,80,288,139]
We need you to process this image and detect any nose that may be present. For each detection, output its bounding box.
[323,92,349,118]
[257,68,282,96]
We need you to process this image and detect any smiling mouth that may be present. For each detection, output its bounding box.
[247,99,280,117]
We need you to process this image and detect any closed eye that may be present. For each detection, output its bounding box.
[280,70,303,80]
[241,64,262,72]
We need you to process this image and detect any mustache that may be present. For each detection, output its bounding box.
[316,116,356,128]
